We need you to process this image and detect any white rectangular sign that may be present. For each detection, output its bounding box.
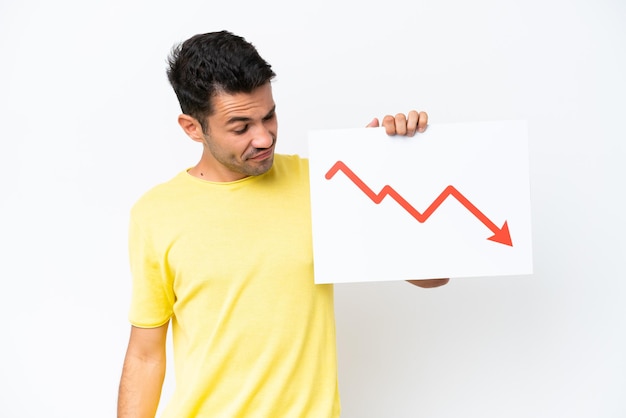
[308,120,533,284]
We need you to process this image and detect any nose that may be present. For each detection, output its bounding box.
[251,125,274,149]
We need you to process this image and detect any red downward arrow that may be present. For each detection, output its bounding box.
[325,160,513,247]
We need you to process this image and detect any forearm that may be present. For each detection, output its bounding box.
[117,353,166,418]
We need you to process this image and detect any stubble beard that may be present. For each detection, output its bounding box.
[241,146,275,177]
[211,140,276,178]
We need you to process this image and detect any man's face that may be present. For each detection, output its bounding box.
[201,82,277,181]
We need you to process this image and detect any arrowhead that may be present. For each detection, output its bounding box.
[487,221,513,246]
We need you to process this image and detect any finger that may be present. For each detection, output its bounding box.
[381,115,397,135]
[394,113,408,136]
[406,110,419,137]
[365,118,380,128]
[417,111,428,132]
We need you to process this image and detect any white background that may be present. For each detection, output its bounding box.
[0,1,624,417]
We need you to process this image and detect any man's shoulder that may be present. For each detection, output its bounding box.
[130,170,187,214]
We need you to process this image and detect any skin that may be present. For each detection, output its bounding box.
[118,82,447,417]
[118,323,168,418]
[178,83,278,182]
[366,110,429,136]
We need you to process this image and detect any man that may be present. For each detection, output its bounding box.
[117,30,448,418]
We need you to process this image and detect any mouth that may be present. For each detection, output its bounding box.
[248,147,274,161]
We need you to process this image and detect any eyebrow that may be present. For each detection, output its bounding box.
[225,105,276,125]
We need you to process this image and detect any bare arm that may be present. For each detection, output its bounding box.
[118,323,169,418]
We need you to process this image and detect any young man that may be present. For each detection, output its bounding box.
[117,30,448,418]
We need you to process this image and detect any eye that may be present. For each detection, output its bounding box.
[234,125,248,134]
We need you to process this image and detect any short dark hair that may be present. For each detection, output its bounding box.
[166,30,276,131]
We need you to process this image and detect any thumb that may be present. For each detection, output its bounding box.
[366,118,380,128]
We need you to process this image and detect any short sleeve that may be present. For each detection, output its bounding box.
[127,215,174,327]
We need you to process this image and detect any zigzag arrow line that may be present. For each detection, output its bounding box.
[325,160,512,246]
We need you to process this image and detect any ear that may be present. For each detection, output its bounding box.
[178,114,205,143]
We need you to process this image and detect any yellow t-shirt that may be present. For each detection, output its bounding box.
[128,154,340,417]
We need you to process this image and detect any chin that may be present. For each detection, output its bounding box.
[248,158,274,176]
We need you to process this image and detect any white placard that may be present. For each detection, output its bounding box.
[308,120,533,284]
